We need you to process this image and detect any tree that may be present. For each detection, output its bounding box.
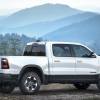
[0,41,8,55]
[8,33,22,55]
[0,33,36,56]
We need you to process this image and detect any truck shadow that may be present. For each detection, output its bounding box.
[1,84,100,96]
[11,88,100,96]
[0,88,100,100]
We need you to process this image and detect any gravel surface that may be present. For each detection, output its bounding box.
[0,84,100,100]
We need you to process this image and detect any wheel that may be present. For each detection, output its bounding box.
[19,71,41,95]
[0,83,15,93]
[73,83,90,90]
[97,81,100,90]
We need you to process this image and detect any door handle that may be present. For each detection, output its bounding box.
[54,60,60,62]
[77,60,83,63]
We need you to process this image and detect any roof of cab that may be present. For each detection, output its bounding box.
[27,41,83,46]
[27,42,46,45]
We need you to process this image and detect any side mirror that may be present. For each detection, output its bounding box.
[90,52,96,58]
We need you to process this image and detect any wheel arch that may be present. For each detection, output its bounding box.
[18,64,45,84]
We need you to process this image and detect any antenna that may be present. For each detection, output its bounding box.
[36,39,41,42]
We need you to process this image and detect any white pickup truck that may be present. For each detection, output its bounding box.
[0,41,100,94]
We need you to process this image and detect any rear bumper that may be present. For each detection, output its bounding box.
[0,73,18,83]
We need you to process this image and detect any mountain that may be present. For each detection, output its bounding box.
[44,15,100,40]
[0,16,3,21]
[0,4,81,28]
[43,15,100,53]
[0,12,97,37]
[0,16,6,21]
[0,3,100,54]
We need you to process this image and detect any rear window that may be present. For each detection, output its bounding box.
[23,44,46,56]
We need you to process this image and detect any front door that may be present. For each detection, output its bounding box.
[72,45,99,75]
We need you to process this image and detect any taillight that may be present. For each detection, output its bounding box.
[1,58,9,69]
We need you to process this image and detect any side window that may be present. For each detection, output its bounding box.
[23,45,32,56]
[52,44,71,57]
[72,45,92,57]
[24,44,46,56]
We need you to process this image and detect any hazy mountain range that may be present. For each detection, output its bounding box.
[0,16,6,21]
[0,3,81,36]
[0,3,100,53]
[0,4,81,27]
[44,15,100,41]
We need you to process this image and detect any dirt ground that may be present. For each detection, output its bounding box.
[0,84,100,100]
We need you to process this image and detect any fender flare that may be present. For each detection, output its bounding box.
[18,64,45,83]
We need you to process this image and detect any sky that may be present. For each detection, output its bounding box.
[0,0,100,15]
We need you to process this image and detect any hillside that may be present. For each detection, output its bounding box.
[0,4,100,53]
[44,15,100,53]
[0,16,6,21]
[0,4,81,28]
[44,15,100,40]
[0,12,97,37]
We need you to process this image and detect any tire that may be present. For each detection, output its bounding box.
[73,83,90,90]
[19,71,41,95]
[97,81,100,90]
[0,83,15,93]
